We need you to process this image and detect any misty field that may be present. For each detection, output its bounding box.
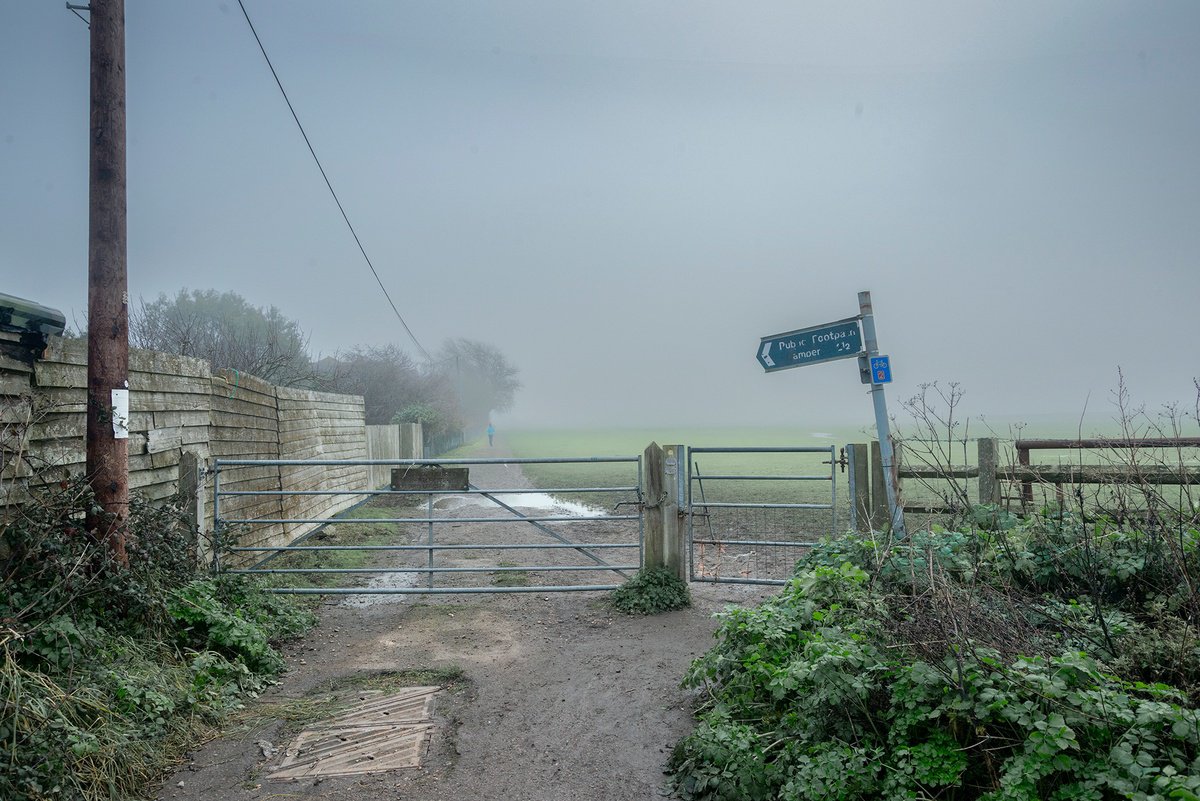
[497,425,996,517]
[502,426,859,503]
[494,422,1199,526]
[488,426,884,567]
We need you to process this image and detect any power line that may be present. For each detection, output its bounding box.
[65,3,90,28]
[235,0,432,362]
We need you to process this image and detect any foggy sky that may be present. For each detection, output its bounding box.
[3,2,1198,431]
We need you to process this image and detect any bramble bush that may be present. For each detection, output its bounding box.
[1,479,314,801]
[612,566,691,615]
[670,513,1200,801]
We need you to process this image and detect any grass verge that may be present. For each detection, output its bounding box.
[1,480,316,801]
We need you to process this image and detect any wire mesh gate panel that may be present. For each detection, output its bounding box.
[212,456,643,595]
[688,446,837,585]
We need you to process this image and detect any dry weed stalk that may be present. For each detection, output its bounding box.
[897,381,974,518]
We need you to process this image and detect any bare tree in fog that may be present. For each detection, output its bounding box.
[131,289,319,387]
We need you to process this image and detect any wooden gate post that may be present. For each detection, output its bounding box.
[640,442,687,580]
[642,443,664,571]
[662,444,686,581]
[178,451,208,567]
[977,437,1000,506]
[870,440,887,530]
[847,443,871,532]
[870,440,904,531]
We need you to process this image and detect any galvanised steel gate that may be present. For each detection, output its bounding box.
[212,456,642,595]
[687,446,837,585]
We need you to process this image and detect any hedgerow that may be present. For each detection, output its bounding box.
[670,513,1200,801]
[1,479,314,801]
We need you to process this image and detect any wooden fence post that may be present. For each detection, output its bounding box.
[178,451,208,567]
[893,440,903,513]
[847,443,870,533]
[977,437,1000,506]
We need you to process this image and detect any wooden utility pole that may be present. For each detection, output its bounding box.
[86,0,130,565]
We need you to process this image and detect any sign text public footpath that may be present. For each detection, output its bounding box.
[757,319,864,373]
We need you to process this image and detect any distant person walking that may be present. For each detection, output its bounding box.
[487,422,495,447]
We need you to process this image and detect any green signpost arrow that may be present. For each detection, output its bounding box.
[755,294,906,538]
[756,318,863,372]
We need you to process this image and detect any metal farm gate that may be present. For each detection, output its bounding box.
[212,456,643,595]
[687,446,837,585]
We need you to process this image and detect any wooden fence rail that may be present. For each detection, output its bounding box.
[1015,437,1200,504]
[848,436,1200,530]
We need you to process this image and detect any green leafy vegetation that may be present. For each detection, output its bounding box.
[612,566,691,615]
[393,401,455,436]
[1,480,315,801]
[670,513,1200,801]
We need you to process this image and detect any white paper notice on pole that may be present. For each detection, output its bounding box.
[111,389,130,439]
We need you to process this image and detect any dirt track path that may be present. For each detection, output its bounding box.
[157,439,771,801]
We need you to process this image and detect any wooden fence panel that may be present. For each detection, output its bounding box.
[5,340,213,502]
[276,386,368,541]
[365,425,400,488]
[3,337,374,568]
[209,368,285,556]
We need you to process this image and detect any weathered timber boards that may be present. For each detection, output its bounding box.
[1007,464,1200,485]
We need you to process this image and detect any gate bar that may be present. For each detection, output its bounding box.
[693,502,832,510]
[219,486,636,496]
[266,585,622,595]
[220,514,640,524]
[225,564,640,575]
[215,456,637,466]
[692,538,819,548]
[226,542,638,552]
[688,447,834,454]
[471,484,631,579]
[688,475,831,481]
[694,577,794,587]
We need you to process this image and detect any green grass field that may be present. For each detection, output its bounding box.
[502,426,863,508]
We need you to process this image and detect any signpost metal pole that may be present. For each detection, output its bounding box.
[857,291,906,538]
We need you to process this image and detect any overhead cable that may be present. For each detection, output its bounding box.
[235,0,432,362]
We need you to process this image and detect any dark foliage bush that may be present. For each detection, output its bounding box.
[1,479,314,801]
[670,517,1200,801]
